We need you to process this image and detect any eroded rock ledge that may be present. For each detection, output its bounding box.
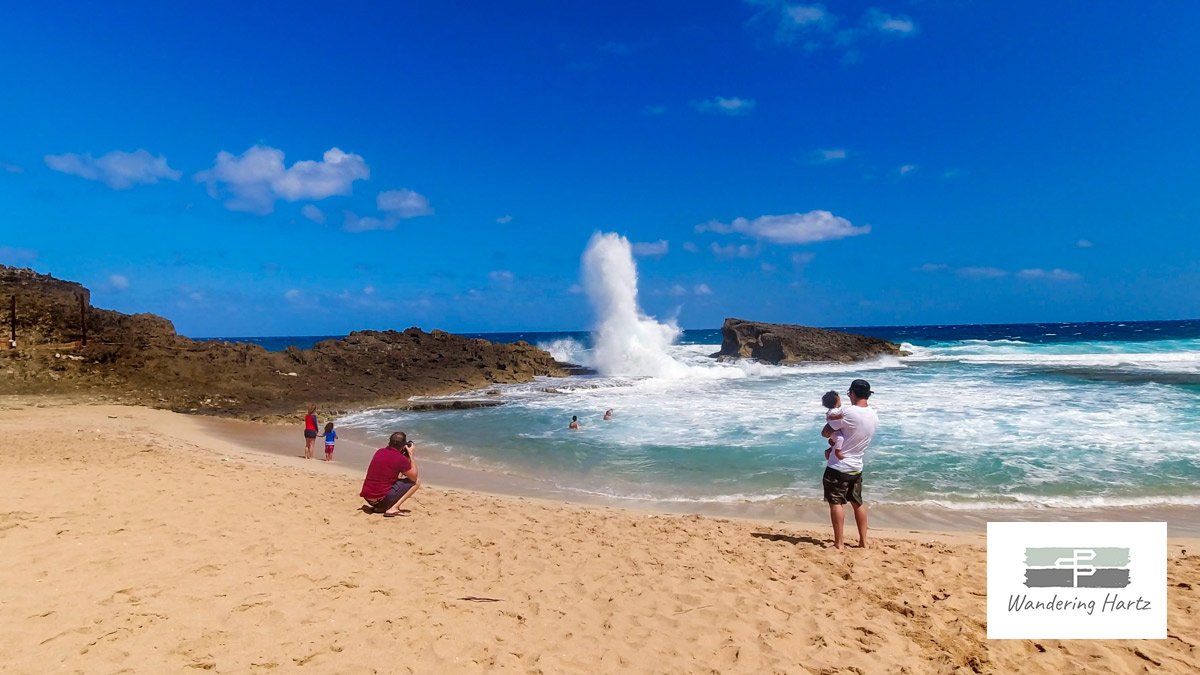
[714,317,904,364]
[0,265,568,417]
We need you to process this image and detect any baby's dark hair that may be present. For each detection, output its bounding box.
[821,390,840,409]
[324,421,335,433]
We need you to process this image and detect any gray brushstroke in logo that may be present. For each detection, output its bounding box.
[1024,548,1131,588]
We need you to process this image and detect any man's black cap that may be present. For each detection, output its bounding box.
[848,379,873,397]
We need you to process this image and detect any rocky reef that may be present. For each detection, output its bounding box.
[714,317,904,364]
[0,265,568,417]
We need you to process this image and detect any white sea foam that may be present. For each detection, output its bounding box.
[537,337,590,364]
[578,232,768,382]
[582,232,690,378]
[904,339,1200,376]
[890,495,1200,510]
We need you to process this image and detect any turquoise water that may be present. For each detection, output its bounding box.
[331,320,1200,511]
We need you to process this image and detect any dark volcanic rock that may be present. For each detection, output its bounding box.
[715,317,904,364]
[0,265,568,417]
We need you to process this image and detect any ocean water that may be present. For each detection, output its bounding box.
[204,235,1200,514]
[327,320,1200,511]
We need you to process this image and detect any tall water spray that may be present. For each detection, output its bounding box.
[581,232,690,377]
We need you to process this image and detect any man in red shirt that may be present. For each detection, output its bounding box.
[360,431,421,515]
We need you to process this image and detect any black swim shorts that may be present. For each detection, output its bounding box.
[822,467,863,505]
[367,478,417,513]
[304,429,318,439]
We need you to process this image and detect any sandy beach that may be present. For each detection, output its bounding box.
[2,399,1197,674]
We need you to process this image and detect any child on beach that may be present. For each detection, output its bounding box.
[323,422,337,462]
[822,391,845,462]
[569,415,580,430]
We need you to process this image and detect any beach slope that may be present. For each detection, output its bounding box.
[1,401,1196,673]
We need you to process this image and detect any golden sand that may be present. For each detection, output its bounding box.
[1,401,1196,673]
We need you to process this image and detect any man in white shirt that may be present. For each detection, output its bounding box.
[822,379,879,549]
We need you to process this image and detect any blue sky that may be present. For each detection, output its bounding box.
[2,1,1197,336]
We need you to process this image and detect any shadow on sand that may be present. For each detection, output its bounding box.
[751,532,827,548]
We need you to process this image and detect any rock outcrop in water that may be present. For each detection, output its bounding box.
[0,265,568,417]
[715,317,904,364]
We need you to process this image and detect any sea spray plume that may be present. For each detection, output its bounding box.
[537,337,589,365]
[581,232,688,377]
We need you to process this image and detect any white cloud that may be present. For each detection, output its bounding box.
[284,289,302,301]
[377,189,433,218]
[342,189,433,232]
[866,8,917,35]
[1077,239,1094,249]
[748,2,917,54]
[631,240,669,257]
[761,262,777,272]
[942,168,967,180]
[747,1,836,45]
[693,96,756,116]
[786,4,831,28]
[363,285,376,295]
[898,164,918,176]
[682,241,699,253]
[664,282,715,296]
[301,204,326,224]
[813,148,848,163]
[45,149,180,189]
[1,162,22,174]
[108,274,130,291]
[343,213,394,233]
[489,270,515,283]
[496,215,513,224]
[919,263,949,273]
[1017,268,1082,281]
[196,146,369,214]
[957,266,1008,279]
[698,210,870,244]
[567,283,584,295]
[791,252,816,266]
[711,242,759,258]
[0,246,37,264]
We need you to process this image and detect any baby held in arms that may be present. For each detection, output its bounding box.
[822,390,845,462]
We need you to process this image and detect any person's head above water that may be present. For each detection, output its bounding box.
[821,391,840,409]
[571,415,578,422]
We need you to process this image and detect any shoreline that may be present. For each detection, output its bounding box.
[196,406,1200,538]
[3,398,1198,673]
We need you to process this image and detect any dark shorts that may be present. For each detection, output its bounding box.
[304,430,318,439]
[366,478,417,513]
[822,467,863,505]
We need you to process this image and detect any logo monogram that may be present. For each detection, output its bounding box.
[1024,547,1130,588]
